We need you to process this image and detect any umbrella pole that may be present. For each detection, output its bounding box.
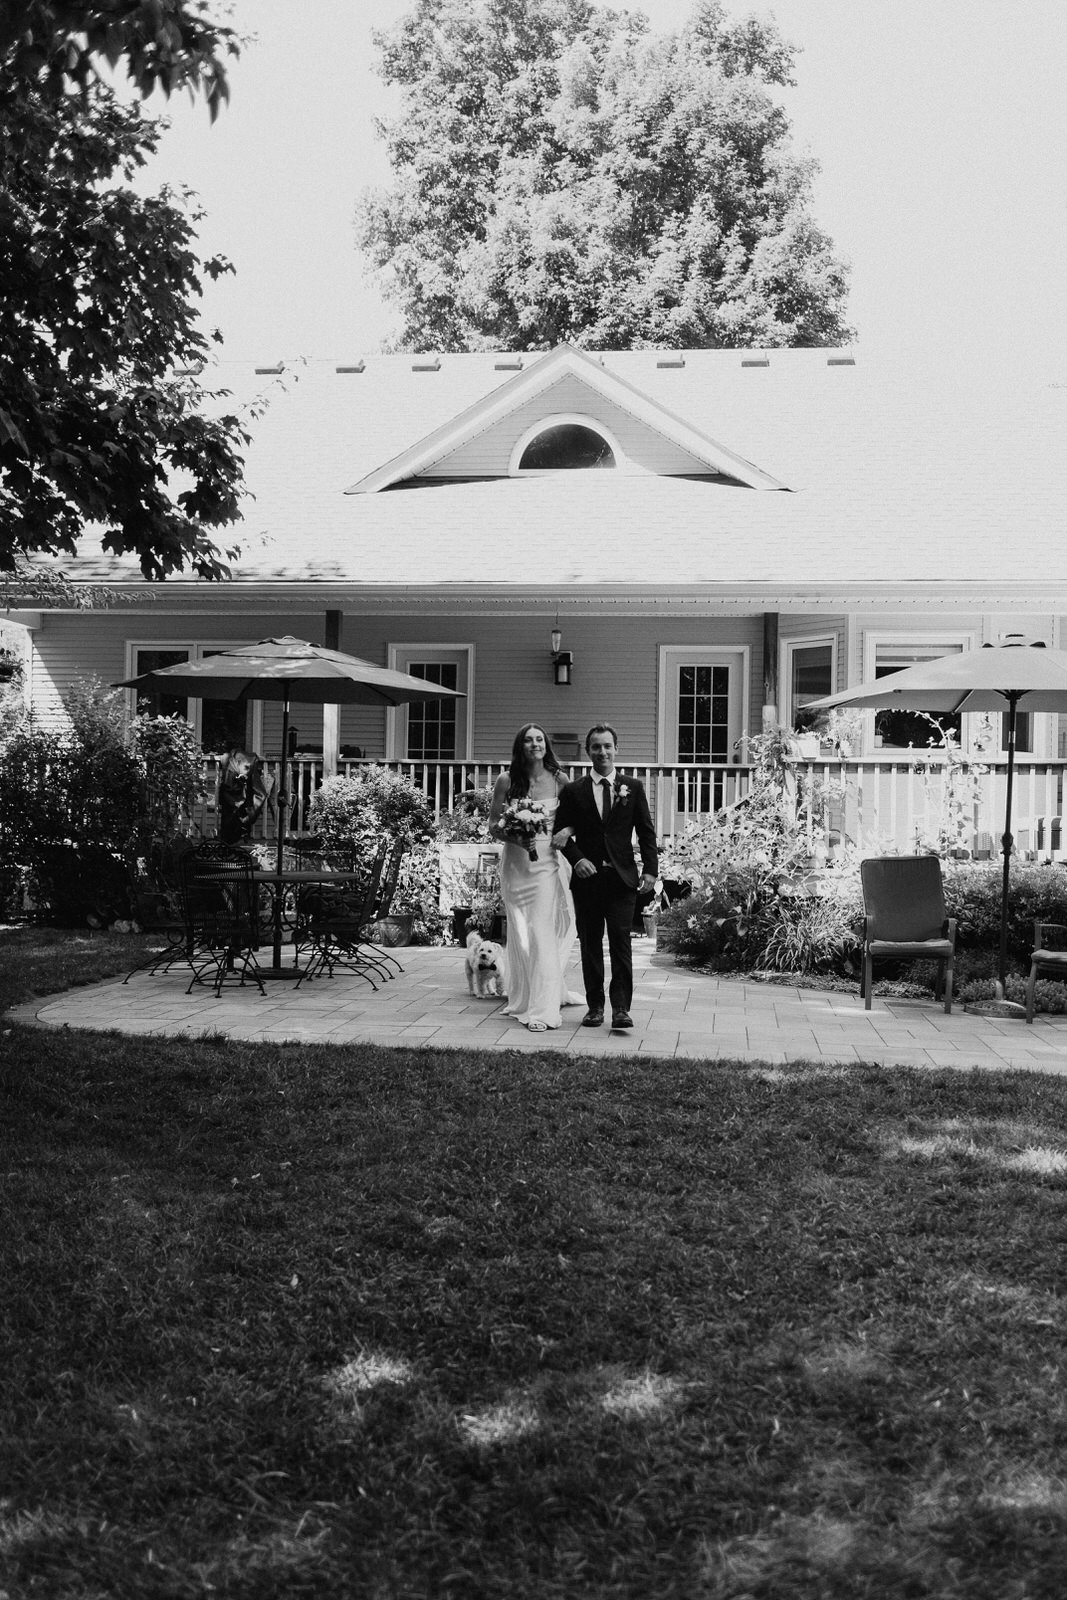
[260,690,302,978]
[996,692,1020,1002]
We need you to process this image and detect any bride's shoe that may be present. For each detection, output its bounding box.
[526,1021,550,1031]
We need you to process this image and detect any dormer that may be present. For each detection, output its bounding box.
[346,344,789,494]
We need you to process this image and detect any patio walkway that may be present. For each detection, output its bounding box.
[9,937,1067,1073]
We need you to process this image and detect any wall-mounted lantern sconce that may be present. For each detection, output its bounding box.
[550,624,573,686]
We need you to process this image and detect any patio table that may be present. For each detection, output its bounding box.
[251,868,365,978]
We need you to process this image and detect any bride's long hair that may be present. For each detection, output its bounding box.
[507,722,562,798]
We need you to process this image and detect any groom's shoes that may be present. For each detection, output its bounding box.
[611,1010,634,1030]
[581,1008,604,1027]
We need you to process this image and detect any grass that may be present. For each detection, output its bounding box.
[3,930,1067,1596]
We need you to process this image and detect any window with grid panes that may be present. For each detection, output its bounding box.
[677,664,731,762]
[406,662,459,760]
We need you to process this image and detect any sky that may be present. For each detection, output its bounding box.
[139,0,1067,374]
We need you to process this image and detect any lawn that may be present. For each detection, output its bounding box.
[3,930,1067,1598]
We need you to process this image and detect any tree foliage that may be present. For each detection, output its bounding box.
[1,2,237,115]
[357,0,853,351]
[0,3,249,580]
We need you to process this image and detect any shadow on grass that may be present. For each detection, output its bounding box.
[4,1021,1067,1596]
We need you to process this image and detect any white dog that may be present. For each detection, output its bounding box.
[465,930,506,998]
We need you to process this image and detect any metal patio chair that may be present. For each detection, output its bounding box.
[859,856,957,1013]
[178,842,265,998]
[360,837,408,976]
[294,841,390,989]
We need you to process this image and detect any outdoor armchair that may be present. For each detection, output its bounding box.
[859,856,956,1013]
[1025,922,1067,1023]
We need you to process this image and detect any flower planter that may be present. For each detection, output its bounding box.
[367,913,414,947]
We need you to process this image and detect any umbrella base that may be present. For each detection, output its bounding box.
[260,965,306,981]
[963,998,1026,1018]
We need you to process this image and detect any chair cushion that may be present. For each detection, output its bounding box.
[1031,949,1067,969]
[868,939,954,958]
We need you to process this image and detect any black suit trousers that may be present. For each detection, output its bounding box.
[572,863,636,1013]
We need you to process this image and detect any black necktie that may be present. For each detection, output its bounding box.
[600,779,612,821]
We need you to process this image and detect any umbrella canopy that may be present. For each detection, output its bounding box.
[809,639,1067,717]
[809,638,1067,1003]
[116,635,467,708]
[115,637,465,973]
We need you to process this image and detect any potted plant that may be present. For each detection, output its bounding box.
[790,707,823,760]
[447,859,505,943]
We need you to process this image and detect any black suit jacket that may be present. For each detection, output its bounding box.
[555,773,658,891]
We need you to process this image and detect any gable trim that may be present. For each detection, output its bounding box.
[345,344,790,495]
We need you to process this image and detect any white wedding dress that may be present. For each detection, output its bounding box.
[500,798,585,1028]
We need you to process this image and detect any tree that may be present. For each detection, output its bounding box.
[0,3,249,581]
[1,2,237,115]
[357,0,853,351]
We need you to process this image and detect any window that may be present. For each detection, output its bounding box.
[518,423,615,470]
[127,643,255,754]
[405,661,459,760]
[783,638,835,730]
[131,648,189,720]
[677,664,732,767]
[387,645,472,762]
[871,639,965,750]
[510,413,623,475]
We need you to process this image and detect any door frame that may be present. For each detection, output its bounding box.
[657,644,751,765]
[385,643,474,761]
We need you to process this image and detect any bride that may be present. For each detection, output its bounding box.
[489,723,585,1031]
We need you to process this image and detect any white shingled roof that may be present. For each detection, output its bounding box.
[64,345,1067,597]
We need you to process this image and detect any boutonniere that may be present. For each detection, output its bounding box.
[614,783,630,802]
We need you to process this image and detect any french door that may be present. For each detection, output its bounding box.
[659,647,748,830]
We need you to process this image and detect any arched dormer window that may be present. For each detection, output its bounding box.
[510,414,621,475]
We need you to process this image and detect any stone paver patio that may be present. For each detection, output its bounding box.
[9,937,1067,1073]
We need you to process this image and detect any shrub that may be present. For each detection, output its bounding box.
[943,861,1067,962]
[0,679,208,926]
[436,785,494,845]
[309,766,434,852]
[760,886,863,975]
[308,767,443,943]
[0,684,145,924]
[657,728,857,972]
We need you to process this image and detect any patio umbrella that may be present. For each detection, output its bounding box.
[809,637,1067,1004]
[116,636,465,973]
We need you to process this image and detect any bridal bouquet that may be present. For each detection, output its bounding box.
[500,797,553,860]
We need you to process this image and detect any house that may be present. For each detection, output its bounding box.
[9,342,1067,849]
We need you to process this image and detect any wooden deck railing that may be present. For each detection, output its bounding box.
[188,756,1067,861]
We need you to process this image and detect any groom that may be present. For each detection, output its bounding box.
[553,723,658,1031]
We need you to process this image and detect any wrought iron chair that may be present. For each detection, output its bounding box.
[178,842,265,998]
[360,837,408,976]
[123,913,188,984]
[123,844,198,984]
[859,856,956,1012]
[294,841,390,989]
[1025,922,1067,1023]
